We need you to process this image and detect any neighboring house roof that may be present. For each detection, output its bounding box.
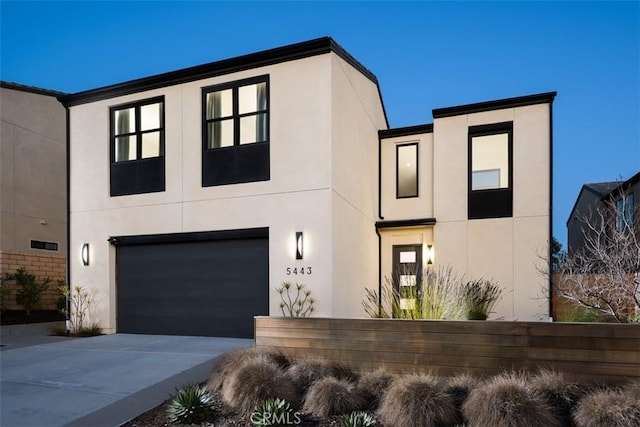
[0,80,66,97]
[566,172,640,226]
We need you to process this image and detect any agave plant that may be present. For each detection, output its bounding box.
[342,411,377,427]
[166,383,214,424]
[251,397,298,427]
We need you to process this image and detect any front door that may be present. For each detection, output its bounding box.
[392,245,422,314]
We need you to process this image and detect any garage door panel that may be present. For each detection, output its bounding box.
[116,237,268,338]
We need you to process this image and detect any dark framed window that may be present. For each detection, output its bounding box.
[616,192,634,231]
[109,96,165,196]
[202,75,270,187]
[30,240,58,251]
[468,122,513,219]
[396,143,418,198]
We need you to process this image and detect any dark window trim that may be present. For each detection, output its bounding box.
[108,227,269,247]
[109,96,166,197]
[396,142,419,199]
[109,95,165,164]
[201,75,270,151]
[468,122,513,219]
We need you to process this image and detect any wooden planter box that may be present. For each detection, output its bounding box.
[255,317,640,383]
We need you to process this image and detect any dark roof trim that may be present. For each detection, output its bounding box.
[432,91,557,119]
[1,80,66,97]
[59,37,379,107]
[379,123,433,139]
[376,218,437,229]
[108,227,269,247]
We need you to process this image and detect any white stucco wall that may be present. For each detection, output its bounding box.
[432,103,551,321]
[330,55,387,317]
[68,51,387,330]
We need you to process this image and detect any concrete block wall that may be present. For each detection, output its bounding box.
[0,250,66,310]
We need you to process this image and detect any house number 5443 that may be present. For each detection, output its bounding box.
[286,267,312,275]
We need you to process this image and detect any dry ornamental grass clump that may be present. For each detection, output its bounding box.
[301,377,367,417]
[444,372,479,425]
[377,373,457,427]
[221,356,298,415]
[529,369,581,426]
[285,357,358,393]
[572,388,640,427]
[356,368,395,410]
[462,372,561,427]
[207,347,289,392]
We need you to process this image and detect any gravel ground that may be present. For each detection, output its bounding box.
[122,391,375,427]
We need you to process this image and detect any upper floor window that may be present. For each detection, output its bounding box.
[204,78,268,149]
[202,76,270,187]
[468,122,513,219]
[112,98,164,162]
[396,143,418,198]
[616,192,634,231]
[109,96,165,196]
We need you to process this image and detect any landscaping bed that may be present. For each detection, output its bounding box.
[122,347,640,427]
[0,309,65,325]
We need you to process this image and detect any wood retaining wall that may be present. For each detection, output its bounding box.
[255,317,640,383]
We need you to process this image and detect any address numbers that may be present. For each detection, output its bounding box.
[286,267,312,275]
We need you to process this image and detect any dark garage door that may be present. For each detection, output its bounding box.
[115,231,269,338]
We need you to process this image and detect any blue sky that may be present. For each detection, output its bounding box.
[1,1,638,247]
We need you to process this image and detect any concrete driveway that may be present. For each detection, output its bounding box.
[0,326,252,427]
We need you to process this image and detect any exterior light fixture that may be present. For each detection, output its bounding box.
[81,243,90,266]
[427,244,434,265]
[296,232,303,260]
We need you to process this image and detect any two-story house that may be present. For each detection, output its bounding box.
[59,37,554,337]
[567,172,639,255]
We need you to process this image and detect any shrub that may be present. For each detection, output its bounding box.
[377,373,457,427]
[573,388,640,427]
[166,383,215,424]
[624,379,640,400]
[251,398,300,427]
[7,267,51,315]
[462,372,561,427]
[356,369,395,409]
[57,284,101,336]
[208,347,290,392]
[221,356,298,415]
[276,282,316,317]
[444,373,478,424]
[302,377,367,417]
[363,265,467,320]
[285,357,357,392]
[342,411,377,427]
[529,369,581,425]
[461,279,502,320]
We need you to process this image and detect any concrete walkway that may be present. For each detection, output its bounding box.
[0,328,252,427]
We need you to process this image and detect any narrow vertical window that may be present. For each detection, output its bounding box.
[396,143,418,198]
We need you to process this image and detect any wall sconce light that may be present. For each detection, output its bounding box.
[296,232,303,260]
[81,243,90,266]
[427,244,434,265]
